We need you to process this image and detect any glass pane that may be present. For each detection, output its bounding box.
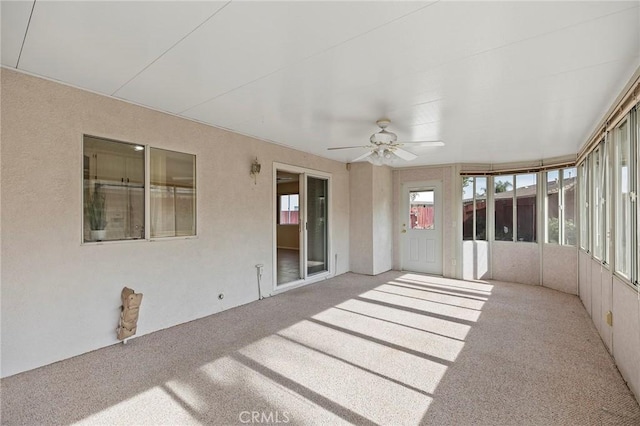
[592,148,603,259]
[598,144,608,261]
[516,174,537,242]
[462,178,473,240]
[579,160,589,250]
[83,136,145,242]
[546,170,559,244]
[150,148,196,238]
[307,177,328,275]
[494,176,513,241]
[279,194,299,225]
[410,190,435,230]
[615,120,631,277]
[562,168,577,246]
[475,177,487,240]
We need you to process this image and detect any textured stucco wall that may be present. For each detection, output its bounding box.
[393,165,456,277]
[0,70,350,377]
[611,276,640,404]
[542,244,577,294]
[579,250,592,316]
[491,242,540,285]
[462,240,490,280]
[372,165,393,275]
[581,254,640,405]
[349,163,373,274]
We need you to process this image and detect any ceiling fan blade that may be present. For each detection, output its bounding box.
[351,151,374,162]
[397,140,445,147]
[327,145,372,150]
[393,148,418,161]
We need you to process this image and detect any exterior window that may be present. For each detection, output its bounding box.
[598,140,609,262]
[150,148,196,238]
[592,146,604,260]
[562,168,577,246]
[410,190,435,230]
[494,175,514,241]
[83,135,196,243]
[83,136,145,242]
[615,118,633,279]
[516,174,537,242]
[494,174,537,242]
[546,170,560,243]
[462,176,487,240]
[546,168,577,245]
[579,159,590,251]
[279,194,299,225]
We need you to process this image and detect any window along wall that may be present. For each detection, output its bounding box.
[462,171,577,246]
[83,135,196,243]
[493,174,537,243]
[460,171,576,285]
[462,177,487,241]
[545,167,577,246]
[578,106,639,287]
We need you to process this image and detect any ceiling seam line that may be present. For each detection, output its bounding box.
[443,4,640,69]
[15,0,36,69]
[110,0,233,97]
[179,2,635,117]
[177,0,442,115]
[323,5,640,116]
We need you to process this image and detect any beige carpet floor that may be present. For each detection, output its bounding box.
[2,271,639,425]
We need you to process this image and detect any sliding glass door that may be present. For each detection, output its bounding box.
[274,166,330,288]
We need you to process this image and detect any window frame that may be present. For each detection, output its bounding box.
[493,173,537,243]
[614,116,634,280]
[592,145,604,260]
[82,134,197,244]
[149,147,197,239]
[462,176,487,241]
[544,167,577,246]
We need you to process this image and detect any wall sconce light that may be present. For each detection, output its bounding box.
[250,157,261,184]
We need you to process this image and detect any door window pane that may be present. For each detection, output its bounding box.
[307,177,328,275]
[494,176,513,241]
[410,190,435,230]
[150,148,196,238]
[83,136,145,242]
[516,174,537,242]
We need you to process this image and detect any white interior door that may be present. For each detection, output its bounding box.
[401,181,443,275]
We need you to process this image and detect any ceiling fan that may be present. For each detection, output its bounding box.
[328,119,444,165]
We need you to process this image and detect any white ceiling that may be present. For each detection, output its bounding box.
[2,1,639,167]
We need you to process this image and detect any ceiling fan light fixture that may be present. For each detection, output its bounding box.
[366,149,399,166]
[366,150,383,166]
